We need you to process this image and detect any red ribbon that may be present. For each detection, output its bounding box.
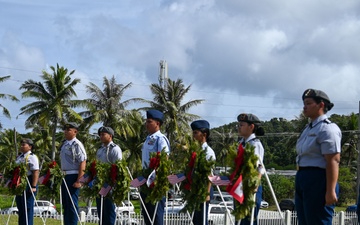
[184,152,197,190]
[226,144,245,193]
[89,161,97,180]
[110,164,118,184]
[10,166,21,189]
[42,161,57,185]
[149,152,160,170]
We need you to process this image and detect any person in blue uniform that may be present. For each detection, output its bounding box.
[141,109,170,225]
[96,126,122,225]
[60,122,87,225]
[15,138,39,225]
[190,120,216,225]
[295,88,341,225]
[236,113,265,225]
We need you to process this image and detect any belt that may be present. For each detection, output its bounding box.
[62,170,78,175]
[298,166,325,171]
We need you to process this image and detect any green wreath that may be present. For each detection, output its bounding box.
[81,160,100,199]
[38,161,63,200]
[4,163,28,196]
[227,143,260,220]
[180,142,215,212]
[82,160,131,205]
[140,150,171,204]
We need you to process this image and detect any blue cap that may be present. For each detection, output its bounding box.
[191,120,210,130]
[146,109,164,123]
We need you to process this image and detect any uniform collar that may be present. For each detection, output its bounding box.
[242,133,256,143]
[310,114,328,128]
[102,141,114,148]
[149,130,161,138]
[201,142,209,149]
[65,138,76,145]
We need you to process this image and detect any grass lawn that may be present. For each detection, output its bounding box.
[0,215,98,225]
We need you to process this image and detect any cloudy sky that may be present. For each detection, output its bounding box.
[1,0,360,133]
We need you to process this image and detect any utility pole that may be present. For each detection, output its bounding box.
[159,60,168,90]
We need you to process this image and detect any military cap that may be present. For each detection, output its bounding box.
[191,120,210,131]
[237,113,261,125]
[20,138,34,146]
[63,122,79,130]
[302,88,331,103]
[146,109,164,123]
[98,126,114,136]
[302,88,334,111]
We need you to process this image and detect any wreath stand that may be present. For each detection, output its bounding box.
[170,183,194,225]
[60,177,83,225]
[25,176,47,225]
[126,167,156,225]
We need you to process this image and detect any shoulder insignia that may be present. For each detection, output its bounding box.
[110,143,116,147]
[323,119,331,124]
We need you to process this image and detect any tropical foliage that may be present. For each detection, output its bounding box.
[0,75,19,128]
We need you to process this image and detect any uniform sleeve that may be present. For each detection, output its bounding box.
[75,142,87,162]
[318,124,342,155]
[28,155,40,171]
[110,146,123,163]
[157,136,170,154]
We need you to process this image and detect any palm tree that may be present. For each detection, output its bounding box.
[143,77,204,145]
[116,110,146,175]
[212,128,237,169]
[0,129,22,173]
[0,75,19,128]
[19,64,84,160]
[82,76,143,139]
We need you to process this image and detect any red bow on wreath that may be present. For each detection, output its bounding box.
[110,164,118,184]
[41,161,57,185]
[89,161,97,180]
[149,152,160,170]
[226,144,245,193]
[147,152,161,188]
[9,166,21,189]
[184,152,197,190]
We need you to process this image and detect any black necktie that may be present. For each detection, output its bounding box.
[309,123,313,128]
[241,141,246,147]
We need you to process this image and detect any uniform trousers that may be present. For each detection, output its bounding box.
[140,192,165,225]
[16,175,37,225]
[61,174,80,225]
[96,196,116,225]
[192,201,210,225]
[295,168,339,225]
[193,186,213,225]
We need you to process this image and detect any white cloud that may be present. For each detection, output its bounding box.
[1,0,360,132]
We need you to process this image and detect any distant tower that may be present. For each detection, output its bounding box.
[159,60,168,90]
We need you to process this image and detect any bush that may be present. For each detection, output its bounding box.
[262,173,295,205]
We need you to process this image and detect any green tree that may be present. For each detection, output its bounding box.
[0,75,19,128]
[143,77,204,145]
[262,173,295,205]
[82,75,142,139]
[19,64,84,160]
[211,128,237,168]
[338,167,356,206]
[0,129,22,173]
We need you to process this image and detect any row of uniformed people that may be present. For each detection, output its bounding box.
[13,87,341,225]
